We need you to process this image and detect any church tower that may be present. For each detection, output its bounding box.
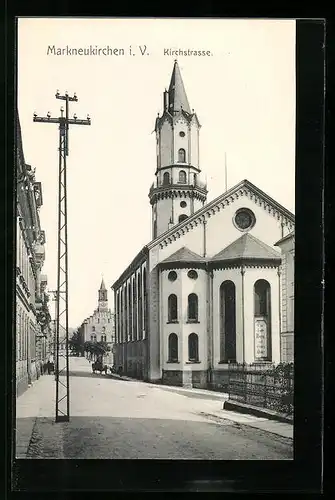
[98,277,108,311]
[149,60,208,239]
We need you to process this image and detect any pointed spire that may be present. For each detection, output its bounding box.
[168,60,191,114]
[99,276,106,291]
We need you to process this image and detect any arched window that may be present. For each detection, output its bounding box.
[219,281,236,362]
[138,270,142,338]
[188,333,199,362]
[163,172,170,185]
[254,279,272,361]
[168,333,178,362]
[133,276,137,341]
[168,294,178,322]
[178,214,188,223]
[143,267,148,337]
[178,148,186,163]
[179,170,186,183]
[117,292,121,344]
[125,285,128,340]
[188,293,198,322]
[128,282,132,338]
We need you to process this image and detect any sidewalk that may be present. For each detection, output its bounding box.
[15,373,56,458]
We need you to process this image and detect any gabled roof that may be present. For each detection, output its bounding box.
[211,233,281,263]
[148,178,295,250]
[274,231,294,247]
[159,246,206,270]
[168,60,191,114]
[161,246,204,264]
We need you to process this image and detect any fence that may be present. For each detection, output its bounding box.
[228,362,294,416]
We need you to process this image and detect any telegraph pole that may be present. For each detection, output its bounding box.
[33,92,91,422]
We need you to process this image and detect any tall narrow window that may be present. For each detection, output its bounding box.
[128,282,132,339]
[133,276,137,341]
[143,267,147,336]
[188,293,198,322]
[168,333,178,362]
[125,285,128,341]
[188,333,199,362]
[219,281,236,362]
[138,270,142,338]
[254,279,272,361]
[179,170,186,183]
[163,172,170,185]
[178,149,186,163]
[168,294,178,322]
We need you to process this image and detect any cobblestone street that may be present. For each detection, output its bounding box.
[16,357,293,460]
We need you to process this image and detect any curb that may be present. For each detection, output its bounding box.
[223,400,293,424]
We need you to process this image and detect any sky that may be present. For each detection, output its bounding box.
[17,18,296,328]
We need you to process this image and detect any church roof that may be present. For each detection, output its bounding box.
[159,246,206,269]
[148,179,295,250]
[99,278,106,290]
[168,60,192,114]
[211,233,281,263]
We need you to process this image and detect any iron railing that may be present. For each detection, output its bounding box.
[228,363,294,416]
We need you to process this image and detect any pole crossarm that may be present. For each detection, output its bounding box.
[33,91,91,423]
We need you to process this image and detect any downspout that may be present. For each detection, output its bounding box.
[203,219,207,258]
[277,266,282,363]
[241,264,245,364]
[207,266,214,386]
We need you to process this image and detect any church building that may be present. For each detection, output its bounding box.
[79,279,115,357]
[111,61,295,388]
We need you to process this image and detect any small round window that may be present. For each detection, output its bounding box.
[234,208,256,231]
[180,201,187,208]
[179,131,185,137]
[187,270,198,280]
[168,271,177,282]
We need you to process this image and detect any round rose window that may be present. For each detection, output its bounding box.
[234,208,256,231]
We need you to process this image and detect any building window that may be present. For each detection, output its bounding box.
[179,169,186,183]
[219,280,236,362]
[168,270,177,282]
[188,333,199,362]
[188,293,198,322]
[180,201,187,208]
[133,276,137,341]
[179,131,185,137]
[178,214,188,223]
[91,334,97,342]
[178,149,186,163]
[233,208,256,232]
[143,267,148,337]
[168,294,178,322]
[254,279,272,361]
[128,282,132,338]
[187,269,198,280]
[92,326,95,332]
[168,333,178,362]
[138,271,143,338]
[101,335,106,342]
[163,172,170,185]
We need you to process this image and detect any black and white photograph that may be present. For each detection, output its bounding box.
[15,18,296,462]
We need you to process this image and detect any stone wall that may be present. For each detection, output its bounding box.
[162,369,183,386]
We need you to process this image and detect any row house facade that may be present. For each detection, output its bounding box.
[16,112,52,396]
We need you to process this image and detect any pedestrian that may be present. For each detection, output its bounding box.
[47,353,54,375]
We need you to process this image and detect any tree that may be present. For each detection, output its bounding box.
[69,329,83,356]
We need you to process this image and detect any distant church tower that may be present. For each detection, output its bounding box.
[149,60,208,239]
[98,277,108,311]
